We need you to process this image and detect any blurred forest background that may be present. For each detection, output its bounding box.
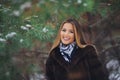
[0,0,120,80]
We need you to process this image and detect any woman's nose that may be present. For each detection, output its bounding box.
[64,31,69,35]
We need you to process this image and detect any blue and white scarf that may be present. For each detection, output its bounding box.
[59,42,76,62]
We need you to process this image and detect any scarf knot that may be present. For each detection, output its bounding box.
[59,42,76,62]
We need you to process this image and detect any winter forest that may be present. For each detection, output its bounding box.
[0,0,120,80]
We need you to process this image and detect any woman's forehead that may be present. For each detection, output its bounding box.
[62,23,73,28]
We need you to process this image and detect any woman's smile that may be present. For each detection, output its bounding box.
[63,37,70,41]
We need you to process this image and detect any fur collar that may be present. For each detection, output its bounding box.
[50,46,87,69]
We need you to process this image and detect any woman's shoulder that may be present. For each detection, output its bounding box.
[49,46,59,54]
[48,46,59,59]
[84,44,96,50]
[46,48,57,64]
[76,44,96,52]
[82,44,98,56]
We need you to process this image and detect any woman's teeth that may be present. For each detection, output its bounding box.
[63,37,70,40]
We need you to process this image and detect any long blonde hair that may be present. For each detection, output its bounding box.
[50,18,87,53]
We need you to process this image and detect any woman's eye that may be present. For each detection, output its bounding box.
[70,31,74,33]
[62,29,66,32]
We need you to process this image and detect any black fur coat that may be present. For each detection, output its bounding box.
[45,45,108,80]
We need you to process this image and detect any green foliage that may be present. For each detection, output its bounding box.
[27,24,56,42]
[0,3,32,80]
[31,16,56,41]
[0,2,57,79]
[37,0,95,22]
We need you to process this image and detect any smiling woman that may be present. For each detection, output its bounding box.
[60,23,75,45]
[45,18,109,80]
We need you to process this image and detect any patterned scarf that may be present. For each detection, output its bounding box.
[59,42,76,62]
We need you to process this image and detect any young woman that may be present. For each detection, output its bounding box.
[45,18,108,80]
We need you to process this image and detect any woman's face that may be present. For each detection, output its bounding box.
[60,23,75,45]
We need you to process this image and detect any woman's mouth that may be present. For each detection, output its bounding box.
[63,37,70,41]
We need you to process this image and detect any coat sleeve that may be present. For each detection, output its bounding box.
[86,45,109,80]
[45,56,55,80]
